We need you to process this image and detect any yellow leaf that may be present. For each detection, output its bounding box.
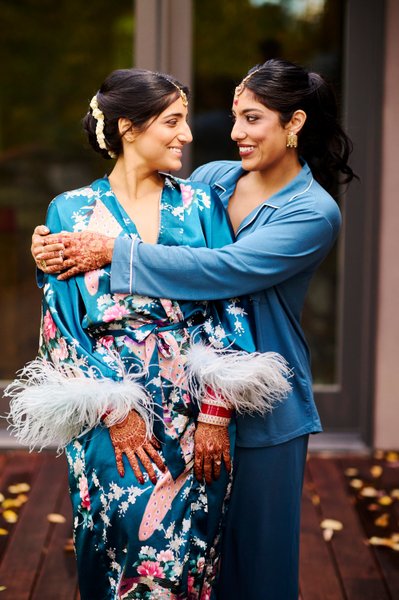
[0,494,4,503]
[379,496,393,506]
[0,529,8,536]
[311,494,320,506]
[386,452,399,463]
[2,510,18,524]
[2,499,21,509]
[344,467,359,477]
[47,513,66,524]
[374,513,390,527]
[390,489,399,499]
[370,465,383,478]
[0,586,7,592]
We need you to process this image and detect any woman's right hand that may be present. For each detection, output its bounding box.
[108,410,167,484]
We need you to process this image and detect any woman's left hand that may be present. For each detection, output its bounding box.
[194,422,231,484]
[33,228,115,280]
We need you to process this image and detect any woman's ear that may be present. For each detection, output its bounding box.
[118,118,136,142]
[287,110,307,135]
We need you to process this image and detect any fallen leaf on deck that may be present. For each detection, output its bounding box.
[320,519,343,531]
[47,513,66,524]
[369,536,399,551]
[373,450,385,460]
[0,494,4,503]
[349,478,363,489]
[64,538,74,552]
[323,528,334,541]
[2,499,22,509]
[344,467,359,477]
[374,513,390,527]
[311,494,320,506]
[385,452,399,463]
[370,465,383,478]
[360,486,379,498]
[2,510,18,524]
[8,483,30,494]
[390,489,399,499]
[378,496,393,506]
[0,529,8,536]
[0,586,7,592]
[367,503,380,511]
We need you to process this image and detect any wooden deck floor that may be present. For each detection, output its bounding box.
[0,451,398,599]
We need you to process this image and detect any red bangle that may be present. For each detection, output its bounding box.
[200,402,233,419]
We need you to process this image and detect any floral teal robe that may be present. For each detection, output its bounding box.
[38,174,258,600]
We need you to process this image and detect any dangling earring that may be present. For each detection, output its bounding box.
[286,131,298,149]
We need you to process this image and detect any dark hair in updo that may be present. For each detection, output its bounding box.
[241,59,357,193]
[83,68,190,160]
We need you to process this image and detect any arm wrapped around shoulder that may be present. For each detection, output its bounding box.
[185,343,292,415]
[4,358,154,453]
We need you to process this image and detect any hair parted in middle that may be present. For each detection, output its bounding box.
[83,68,190,160]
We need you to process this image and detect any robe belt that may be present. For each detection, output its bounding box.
[91,314,206,359]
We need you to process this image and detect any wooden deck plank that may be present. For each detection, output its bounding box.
[299,467,344,599]
[308,457,390,600]
[0,453,67,599]
[0,452,42,564]
[340,456,399,599]
[0,452,397,599]
[31,460,79,600]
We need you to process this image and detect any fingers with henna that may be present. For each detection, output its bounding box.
[213,456,223,480]
[115,447,125,478]
[194,451,204,483]
[144,442,167,472]
[136,447,158,484]
[125,448,145,484]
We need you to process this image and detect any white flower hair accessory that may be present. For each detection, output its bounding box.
[89,95,117,159]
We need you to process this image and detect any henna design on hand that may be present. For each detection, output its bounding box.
[109,410,166,483]
[194,422,231,485]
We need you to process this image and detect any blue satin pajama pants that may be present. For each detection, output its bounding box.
[217,434,309,600]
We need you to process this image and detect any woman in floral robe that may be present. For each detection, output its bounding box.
[6,69,290,600]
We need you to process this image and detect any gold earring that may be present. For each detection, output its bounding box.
[286,131,298,149]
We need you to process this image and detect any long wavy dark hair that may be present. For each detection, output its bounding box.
[241,59,357,193]
[83,68,189,160]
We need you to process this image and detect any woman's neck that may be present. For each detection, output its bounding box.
[108,156,163,203]
[248,154,302,199]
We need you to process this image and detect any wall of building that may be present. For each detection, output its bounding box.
[374,0,399,448]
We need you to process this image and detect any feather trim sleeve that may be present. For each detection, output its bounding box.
[5,198,153,452]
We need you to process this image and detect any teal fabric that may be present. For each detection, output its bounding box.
[110,161,341,447]
[39,174,260,599]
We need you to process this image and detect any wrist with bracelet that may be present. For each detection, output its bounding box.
[197,386,233,426]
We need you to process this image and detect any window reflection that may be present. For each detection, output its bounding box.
[193,0,344,383]
[0,1,134,379]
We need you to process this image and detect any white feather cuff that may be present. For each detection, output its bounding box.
[4,358,154,453]
[185,344,292,415]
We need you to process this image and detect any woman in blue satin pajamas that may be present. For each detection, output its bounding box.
[32,59,356,599]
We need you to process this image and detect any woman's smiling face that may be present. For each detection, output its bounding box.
[231,88,291,173]
[129,96,193,172]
